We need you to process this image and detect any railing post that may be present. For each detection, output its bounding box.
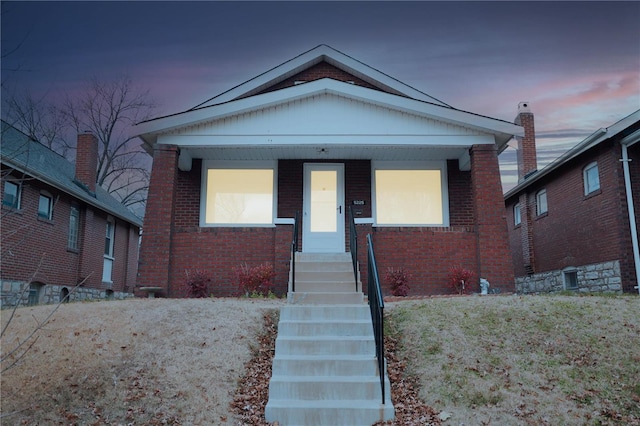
[291,211,299,293]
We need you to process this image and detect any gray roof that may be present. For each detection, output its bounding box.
[1,121,142,227]
[504,109,640,201]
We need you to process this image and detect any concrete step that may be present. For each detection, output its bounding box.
[287,292,364,305]
[264,399,395,425]
[278,319,372,336]
[294,279,356,292]
[271,354,380,376]
[295,270,355,281]
[275,335,375,356]
[295,261,353,272]
[295,252,352,263]
[280,304,370,321]
[268,375,390,400]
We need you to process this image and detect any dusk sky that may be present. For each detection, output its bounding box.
[2,1,639,190]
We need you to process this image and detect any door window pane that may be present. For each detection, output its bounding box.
[310,170,337,232]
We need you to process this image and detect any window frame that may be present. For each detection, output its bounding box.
[514,203,521,226]
[563,268,578,290]
[38,191,53,220]
[199,160,277,227]
[372,160,449,227]
[536,189,548,216]
[583,162,600,195]
[3,180,21,209]
[68,204,80,250]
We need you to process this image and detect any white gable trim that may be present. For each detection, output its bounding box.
[137,78,522,146]
[193,44,450,108]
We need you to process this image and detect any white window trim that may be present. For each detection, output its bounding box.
[200,160,278,227]
[371,160,450,227]
[3,180,21,209]
[583,162,600,195]
[38,191,53,220]
[68,205,80,250]
[514,203,521,226]
[103,216,115,284]
[536,189,548,216]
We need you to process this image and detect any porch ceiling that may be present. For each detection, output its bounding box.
[183,144,467,161]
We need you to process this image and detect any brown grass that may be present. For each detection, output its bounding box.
[1,294,638,425]
[387,294,640,425]
[1,298,284,425]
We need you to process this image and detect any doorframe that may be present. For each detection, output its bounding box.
[302,163,345,253]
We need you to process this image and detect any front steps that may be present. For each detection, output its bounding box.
[265,253,394,425]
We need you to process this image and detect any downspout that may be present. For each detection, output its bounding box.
[620,137,640,294]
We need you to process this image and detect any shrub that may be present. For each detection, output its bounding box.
[235,263,276,297]
[183,269,211,298]
[385,267,411,297]
[447,266,475,295]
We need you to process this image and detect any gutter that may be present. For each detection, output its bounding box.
[620,129,640,294]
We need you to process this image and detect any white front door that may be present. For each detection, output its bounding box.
[303,163,345,252]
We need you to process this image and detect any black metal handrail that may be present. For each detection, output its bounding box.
[349,206,358,291]
[366,233,386,404]
[291,211,299,293]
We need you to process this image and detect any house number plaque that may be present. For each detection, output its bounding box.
[352,200,365,205]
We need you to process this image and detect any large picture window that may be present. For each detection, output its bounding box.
[373,161,447,226]
[201,161,276,226]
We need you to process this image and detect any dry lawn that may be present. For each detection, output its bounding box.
[1,298,285,425]
[388,294,640,425]
[1,294,639,425]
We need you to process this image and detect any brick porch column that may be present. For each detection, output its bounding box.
[137,144,179,297]
[470,144,515,291]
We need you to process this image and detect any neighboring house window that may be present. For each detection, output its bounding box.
[201,161,276,225]
[514,203,521,226]
[583,162,600,195]
[28,282,44,306]
[536,189,548,216]
[373,161,448,226]
[38,192,53,220]
[3,181,21,209]
[68,205,80,250]
[103,217,115,283]
[564,269,578,290]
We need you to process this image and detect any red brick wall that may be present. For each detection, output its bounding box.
[1,169,138,292]
[626,142,640,290]
[256,62,381,97]
[515,111,537,179]
[447,159,474,227]
[75,133,98,192]
[506,138,639,292]
[137,145,179,295]
[470,144,515,290]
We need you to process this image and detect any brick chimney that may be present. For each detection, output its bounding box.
[514,102,537,181]
[75,131,98,193]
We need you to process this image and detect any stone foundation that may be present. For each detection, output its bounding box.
[516,260,622,294]
[1,280,133,308]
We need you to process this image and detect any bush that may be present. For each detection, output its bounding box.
[183,269,211,298]
[385,267,411,297]
[447,266,475,295]
[235,263,276,297]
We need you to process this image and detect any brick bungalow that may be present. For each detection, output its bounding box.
[1,121,142,307]
[135,45,520,297]
[505,106,640,294]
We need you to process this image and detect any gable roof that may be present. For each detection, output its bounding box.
[1,121,142,227]
[504,109,640,200]
[137,77,522,148]
[191,44,452,109]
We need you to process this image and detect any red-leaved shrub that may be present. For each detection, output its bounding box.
[447,266,475,295]
[235,263,276,296]
[385,267,411,297]
[183,269,211,298]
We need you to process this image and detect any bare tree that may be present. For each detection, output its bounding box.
[3,92,71,157]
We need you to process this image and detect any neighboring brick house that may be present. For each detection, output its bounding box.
[135,45,521,297]
[1,121,142,307]
[505,106,640,294]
